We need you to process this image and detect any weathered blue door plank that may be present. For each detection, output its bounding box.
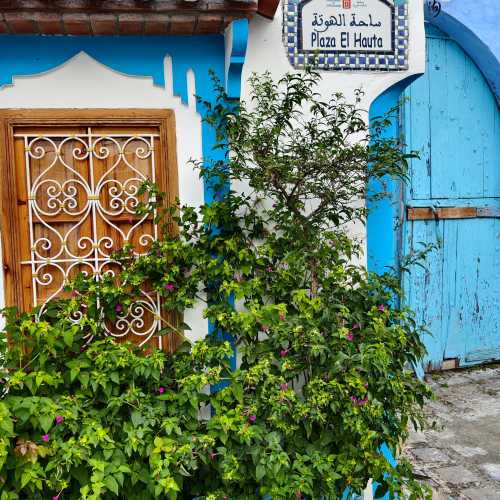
[403,218,446,369]
[404,60,431,200]
[442,218,500,363]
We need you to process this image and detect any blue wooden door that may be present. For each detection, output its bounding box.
[402,25,500,370]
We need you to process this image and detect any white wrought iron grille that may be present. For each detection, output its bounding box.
[18,128,165,348]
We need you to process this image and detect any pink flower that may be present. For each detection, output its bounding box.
[164,283,175,292]
[279,349,289,358]
[156,250,161,257]
[279,312,286,321]
[346,332,354,342]
[115,303,123,314]
[280,383,288,391]
[158,387,165,394]
[364,382,369,389]
[377,304,386,312]
[352,323,362,330]
[55,415,64,425]
[266,266,274,273]
[42,434,50,442]
[53,496,59,500]
[351,395,369,407]
[247,415,257,424]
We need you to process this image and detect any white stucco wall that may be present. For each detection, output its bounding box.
[0,52,207,340]
[243,0,425,109]
[242,0,426,264]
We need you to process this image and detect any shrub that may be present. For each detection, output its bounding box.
[0,70,432,499]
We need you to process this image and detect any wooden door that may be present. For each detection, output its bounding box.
[402,26,500,370]
[0,110,180,351]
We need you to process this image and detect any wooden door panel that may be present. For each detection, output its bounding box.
[403,218,446,371]
[403,27,500,370]
[405,30,500,201]
[404,53,432,200]
[0,110,179,352]
[443,218,500,363]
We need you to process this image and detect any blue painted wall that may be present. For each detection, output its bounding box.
[367,85,402,276]
[425,0,500,103]
[367,75,420,276]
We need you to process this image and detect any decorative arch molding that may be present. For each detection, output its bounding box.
[0,29,249,109]
[366,74,421,275]
[425,0,500,105]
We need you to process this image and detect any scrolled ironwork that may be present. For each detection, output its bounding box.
[18,128,163,348]
[427,0,442,18]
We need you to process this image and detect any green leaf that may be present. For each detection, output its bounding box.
[231,383,243,403]
[104,475,119,496]
[63,329,74,347]
[130,411,143,427]
[256,464,266,481]
[79,372,90,388]
[21,471,32,489]
[39,414,53,433]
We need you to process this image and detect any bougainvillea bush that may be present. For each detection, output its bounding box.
[0,71,432,499]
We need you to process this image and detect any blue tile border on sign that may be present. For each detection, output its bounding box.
[283,0,409,71]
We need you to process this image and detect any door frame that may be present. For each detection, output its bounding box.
[0,109,178,310]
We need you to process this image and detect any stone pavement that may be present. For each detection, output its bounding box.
[404,364,500,499]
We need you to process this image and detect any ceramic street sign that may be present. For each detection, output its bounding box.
[283,0,409,71]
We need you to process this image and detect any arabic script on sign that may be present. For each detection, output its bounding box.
[301,0,393,52]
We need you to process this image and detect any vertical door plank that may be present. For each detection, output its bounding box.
[426,35,452,199]
[402,218,445,370]
[13,136,33,311]
[403,61,431,200]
